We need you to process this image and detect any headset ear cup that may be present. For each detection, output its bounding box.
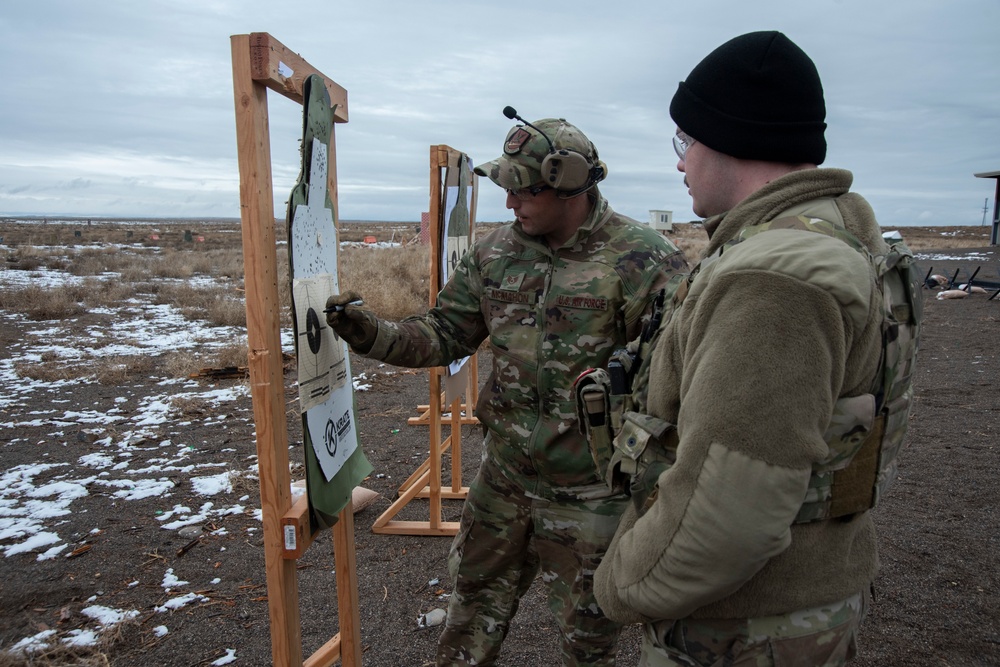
[540,149,594,191]
[594,160,608,183]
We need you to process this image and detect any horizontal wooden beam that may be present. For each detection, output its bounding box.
[247,32,348,122]
[432,144,465,169]
[372,520,460,536]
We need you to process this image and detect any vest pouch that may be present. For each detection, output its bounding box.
[796,394,877,523]
[872,387,912,507]
[609,411,678,508]
[574,368,613,482]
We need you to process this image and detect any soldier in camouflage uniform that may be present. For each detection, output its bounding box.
[326,115,689,666]
[594,32,922,666]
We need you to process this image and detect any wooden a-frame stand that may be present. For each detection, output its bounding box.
[231,32,359,667]
[371,145,479,536]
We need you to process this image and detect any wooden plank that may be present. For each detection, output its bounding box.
[324,80,362,667]
[373,520,460,536]
[371,145,475,536]
[428,367,443,529]
[333,502,362,666]
[449,396,464,494]
[397,433,455,495]
[249,32,349,122]
[413,488,470,500]
[428,147,444,299]
[304,635,341,667]
[280,495,314,560]
[231,33,302,667]
[372,456,460,536]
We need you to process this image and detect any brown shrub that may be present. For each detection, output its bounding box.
[13,359,81,382]
[93,354,159,385]
[0,644,110,667]
[210,340,250,368]
[162,349,200,378]
[0,285,87,320]
[150,249,195,279]
[152,283,246,328]
[162,340,248,379]
[171,394,212,417]
[67,247,123,276]
[80,279,135,308]
[339,244,429,320]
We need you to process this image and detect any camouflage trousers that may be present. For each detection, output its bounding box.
[639,592,869,667]
[435,456,629,666]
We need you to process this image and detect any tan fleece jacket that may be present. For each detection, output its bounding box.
[595,168,887,622]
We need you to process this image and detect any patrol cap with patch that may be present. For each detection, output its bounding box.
[474,118,606,193]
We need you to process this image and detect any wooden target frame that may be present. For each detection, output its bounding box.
[231,32,360,667]
[371,145,480,536]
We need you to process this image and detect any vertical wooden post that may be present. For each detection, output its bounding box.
[231,32,360,667]
[427,146,446,532]
[231,33,301,667]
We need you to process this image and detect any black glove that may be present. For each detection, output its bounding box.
[325,292,377,354]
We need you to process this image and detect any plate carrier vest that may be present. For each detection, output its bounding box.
[578,215,923,520]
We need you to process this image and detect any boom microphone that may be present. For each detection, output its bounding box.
[501,106,555,153]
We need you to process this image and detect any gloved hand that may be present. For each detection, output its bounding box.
[325,291,377,354]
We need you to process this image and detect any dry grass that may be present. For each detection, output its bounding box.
[230,468,260,495]
[0,612,138,666]
[162,341,249,379]
[170,394,213,418]
[338,243,430,320]
[150,283,247,328]
[208,340,250,368]
[0,646,110,667]
[12,359,79,383]
[666,223,709,263]
[1,219,992,388]
[13,354,161,385]
[886,226,992,251]
[0,284,88,320]
[93,355,160,385]
[666,222,994,260]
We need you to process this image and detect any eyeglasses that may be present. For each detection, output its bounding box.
[505,184,551,201]
[673,131,696,160]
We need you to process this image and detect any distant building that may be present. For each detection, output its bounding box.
[649,209,673,232]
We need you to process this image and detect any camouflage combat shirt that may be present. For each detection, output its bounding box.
[366,194,688,499]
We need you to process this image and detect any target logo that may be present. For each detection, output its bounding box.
[324,418,338,457]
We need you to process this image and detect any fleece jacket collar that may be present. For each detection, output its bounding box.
[703,168,853,258]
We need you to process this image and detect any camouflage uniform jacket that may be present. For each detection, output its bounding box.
[596,168,894,622]
[366,194,688,499]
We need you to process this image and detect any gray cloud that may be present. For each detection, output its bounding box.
[0,0,997,226]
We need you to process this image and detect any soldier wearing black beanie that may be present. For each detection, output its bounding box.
[669,30,828,165]
[596,29,917,667]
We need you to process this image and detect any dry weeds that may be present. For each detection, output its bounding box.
[339,243,431,321]
[0,219,992,389]
[0,285,87,321]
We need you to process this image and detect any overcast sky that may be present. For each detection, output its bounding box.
[1,1,998,227]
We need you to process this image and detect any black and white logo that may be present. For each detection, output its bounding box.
[324,418,338,457]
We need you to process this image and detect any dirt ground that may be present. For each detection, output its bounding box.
[1,223,998,666]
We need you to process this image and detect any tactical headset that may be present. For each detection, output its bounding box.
[503,106,607,195]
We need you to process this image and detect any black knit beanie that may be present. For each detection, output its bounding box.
[670,31,827,165]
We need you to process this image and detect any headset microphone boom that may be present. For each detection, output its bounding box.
[499,106,607,195]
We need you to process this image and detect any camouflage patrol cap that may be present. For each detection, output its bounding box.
[474,118,604,192]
